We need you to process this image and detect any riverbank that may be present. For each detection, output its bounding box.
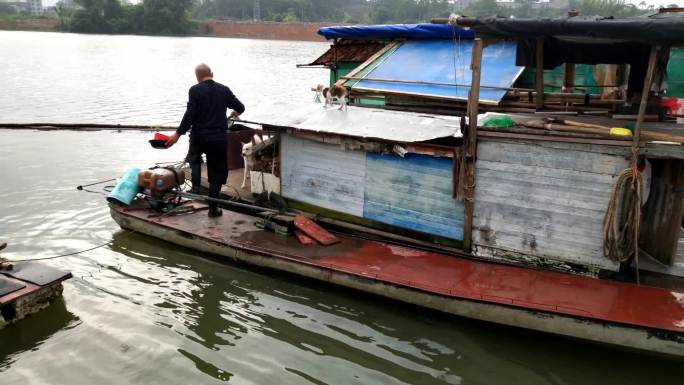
[203,19,342,41]
[0,17,339,41]
[0,16,58,32]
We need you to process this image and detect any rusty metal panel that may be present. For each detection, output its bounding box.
[281,134,366,216]
[473,139,629,271]
[364,152,464,240]
[309,40,385,66]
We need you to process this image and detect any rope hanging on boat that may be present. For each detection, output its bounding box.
[602,167,643,263]
[603,143,643,285]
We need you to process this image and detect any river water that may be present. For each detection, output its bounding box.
[0,31,682,385]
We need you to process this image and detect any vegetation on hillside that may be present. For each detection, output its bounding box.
[0,0,671,35]
[64,0,195,34]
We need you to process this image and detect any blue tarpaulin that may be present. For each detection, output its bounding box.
[348,39,523,104]
[318,23,475,40]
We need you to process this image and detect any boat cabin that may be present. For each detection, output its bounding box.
[235,13,684,284]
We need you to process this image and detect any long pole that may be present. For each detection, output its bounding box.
[178,191,284,214]
[632,46,659,153]
[462,38,484,252]
[535,37,545,110]
[0,123,176,131]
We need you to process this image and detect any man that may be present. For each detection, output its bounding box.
[166,63,245,217]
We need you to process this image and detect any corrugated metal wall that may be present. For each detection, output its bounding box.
[281,135,464,240]
[473,139,628,270]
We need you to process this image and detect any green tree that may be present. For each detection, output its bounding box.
[55,1,75,30]
[465,0,501,17]
[569,0,645,16]
[143,0,195,34]
[69,0,195,35]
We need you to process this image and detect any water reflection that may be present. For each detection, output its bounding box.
[107,230,684,385]
[0,297,78,369]
[109,231,465,384]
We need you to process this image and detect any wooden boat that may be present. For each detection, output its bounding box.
[112,16,684,356]
[0,253,72,329]
[110,200,684,357]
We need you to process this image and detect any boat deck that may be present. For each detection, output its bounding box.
[112,200,684,337]
[0,261,72,329]
[189,164,255,203]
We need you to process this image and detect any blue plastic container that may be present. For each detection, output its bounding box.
[107,167,141,206]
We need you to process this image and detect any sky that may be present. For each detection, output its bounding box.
[39,0,680,10]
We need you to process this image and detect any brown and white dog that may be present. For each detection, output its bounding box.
[316,84,348,110]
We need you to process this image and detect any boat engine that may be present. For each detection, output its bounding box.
[137,167,185,211]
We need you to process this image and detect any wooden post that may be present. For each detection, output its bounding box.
[563,10,578,95]
[535,38,545,110]
[462,38,484,252]
[562,63,575,94]
[632,46,659,150]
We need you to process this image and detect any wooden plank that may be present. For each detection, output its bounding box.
[535,38,545,110]
[473,139,626,271]
[477,139,629,177]
[477,130,632,147]
[364,152,465,240]
[293,215,340,246]
[294,230,316,245]
[463,38,484,252]
[280,134,366,217]
[639,159,684,265]
[336,41,400,87]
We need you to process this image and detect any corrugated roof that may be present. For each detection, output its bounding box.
[242,103,463,143]
[309,40,385,66]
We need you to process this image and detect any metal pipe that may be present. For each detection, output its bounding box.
[342,75,534,92]
[0,123,176,131]
[178,191,285,214]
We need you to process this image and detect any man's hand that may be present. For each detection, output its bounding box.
[230,110,240,118]
[165,132,181,148]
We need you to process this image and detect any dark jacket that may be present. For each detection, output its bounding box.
[177,79,245,136]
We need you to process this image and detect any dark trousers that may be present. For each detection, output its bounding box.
[186,133,228,211]
[186,133,228,185]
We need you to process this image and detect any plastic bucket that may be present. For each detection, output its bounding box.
[106,167,141,206]
[154,132,170,140]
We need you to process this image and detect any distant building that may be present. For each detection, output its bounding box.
[28,0,41,15]
[1,0,43,15]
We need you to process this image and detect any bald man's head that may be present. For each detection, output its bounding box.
[195,63,213,82]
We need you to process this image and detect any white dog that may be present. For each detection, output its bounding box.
[241,134,263,189]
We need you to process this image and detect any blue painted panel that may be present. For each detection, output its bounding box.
[354,40,522,103]
[364,152,464,240]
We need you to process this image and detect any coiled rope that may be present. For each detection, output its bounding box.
[602,152,643,283]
